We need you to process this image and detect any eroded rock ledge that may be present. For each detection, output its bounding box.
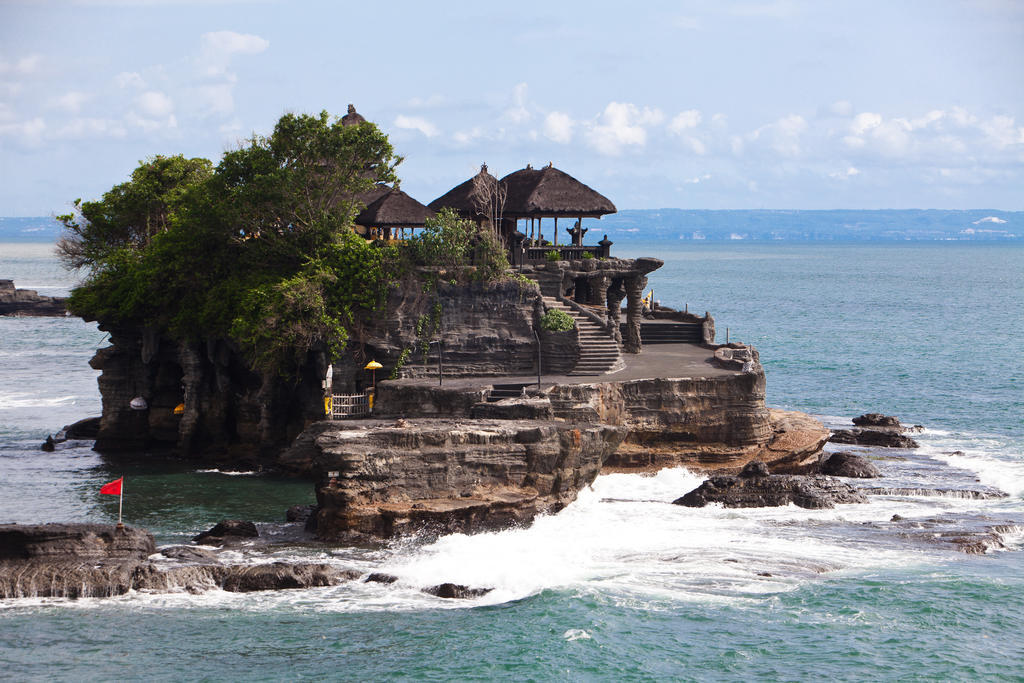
[0,279,67,316]
[280,418,625,543]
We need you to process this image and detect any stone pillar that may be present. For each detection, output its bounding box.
[590,274,610,307]
[623,275,646,353]
[606,278,625,343]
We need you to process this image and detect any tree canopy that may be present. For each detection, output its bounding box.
[58,109,510,379]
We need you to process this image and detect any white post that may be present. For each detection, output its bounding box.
[118,478,124,526]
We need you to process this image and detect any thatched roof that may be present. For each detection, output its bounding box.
[341,104,366,127]
[428,164,500,218]
[500,164,616,218]
[354,183,391,207]
[355,188,434,227]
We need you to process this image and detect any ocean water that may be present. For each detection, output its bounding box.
[1,240,1023,681]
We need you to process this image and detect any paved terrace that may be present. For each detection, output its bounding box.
[386,342,737,392]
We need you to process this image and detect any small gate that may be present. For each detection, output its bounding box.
[327,392,371,419]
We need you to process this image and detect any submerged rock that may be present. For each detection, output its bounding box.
[820,451,881,478]
[831,413,921,448]
[192,520,259,545]
[423,583,493,599]
[830,429,920,449]
[673,461,868,509]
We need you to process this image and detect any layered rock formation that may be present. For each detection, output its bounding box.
[0,523,360,599]
[830,413,922,449]
[0,279,67,316]
[279,418,625,542]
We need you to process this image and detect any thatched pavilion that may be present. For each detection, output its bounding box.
[500,163,616,247]
[341,104,367,127]
[354,188,435,241]
[427,164,501,227]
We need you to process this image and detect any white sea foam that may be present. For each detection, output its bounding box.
[0,394,79,409]
[194,469,259,476]
[928,450,1024,498]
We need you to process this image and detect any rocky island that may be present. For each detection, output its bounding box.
[48,106,832,545]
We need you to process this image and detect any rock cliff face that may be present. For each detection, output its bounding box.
[90,326,327,463]
[279,418,625,542]
[87,277,544,462]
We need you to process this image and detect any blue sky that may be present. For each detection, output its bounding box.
[1,0,1022,215]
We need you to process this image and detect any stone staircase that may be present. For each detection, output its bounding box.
[543,296,623,376]
[486,382,532,402]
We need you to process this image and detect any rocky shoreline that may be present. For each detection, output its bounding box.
[0,279,67,317]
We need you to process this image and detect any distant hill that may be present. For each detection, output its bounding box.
[0,216,63,242]
[2,210,1022,243]
[593,209,1022,242]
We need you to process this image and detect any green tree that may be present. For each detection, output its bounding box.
[56,155,213,270]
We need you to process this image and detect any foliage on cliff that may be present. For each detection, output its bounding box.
[58,109,512,377]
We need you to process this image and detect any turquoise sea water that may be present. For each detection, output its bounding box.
[1,240,1022,681]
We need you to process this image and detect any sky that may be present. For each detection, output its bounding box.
[1,0,1022,216]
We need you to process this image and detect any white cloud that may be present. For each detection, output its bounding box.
[407,94,446,108]
[135,91,174,118]
[197,83,235,116]
[684,174,711,184]
[543,111,574,144]
[504,82,531,124]
[452,127,484,146]
[0,117,46,144]
[850,112,882,136]
[115,71,146,89]
[829,100,853,117]
[668,109,702,134]
[749,114,807,157]
[586,102,664,155]
[394,114,439,137]
[0,55,41,76]
[54,117,126,140]
[125,110,178,133]
[828,166,860,180]
[50,91,91,114]
[200,31,269,57]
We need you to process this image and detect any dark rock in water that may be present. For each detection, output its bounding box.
[285,504,316,524]
[423,582,493,599]
[821,451,881,478]
[832,413,921,448]
[0,523,156,562]
[159,545,221,564]
[60,416,101,441]
[364,572,399,584]
[0,279,67,316]
[852,413,902,428]
[192,520,259,544]
[829,429,920,449]
[41,435,55,452]
[673,461,868,509]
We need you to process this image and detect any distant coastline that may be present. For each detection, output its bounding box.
[2,209,1021,243]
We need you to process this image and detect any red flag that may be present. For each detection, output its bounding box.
[100,477,122,495]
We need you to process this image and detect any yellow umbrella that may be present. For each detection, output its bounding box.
[364,360,383,390]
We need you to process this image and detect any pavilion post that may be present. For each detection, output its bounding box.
[554,217,558,246]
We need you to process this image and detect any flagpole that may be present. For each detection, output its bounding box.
[117,476,124,528]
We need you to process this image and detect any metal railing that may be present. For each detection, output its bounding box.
[327,392,371,419]
[524,243,610,263]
